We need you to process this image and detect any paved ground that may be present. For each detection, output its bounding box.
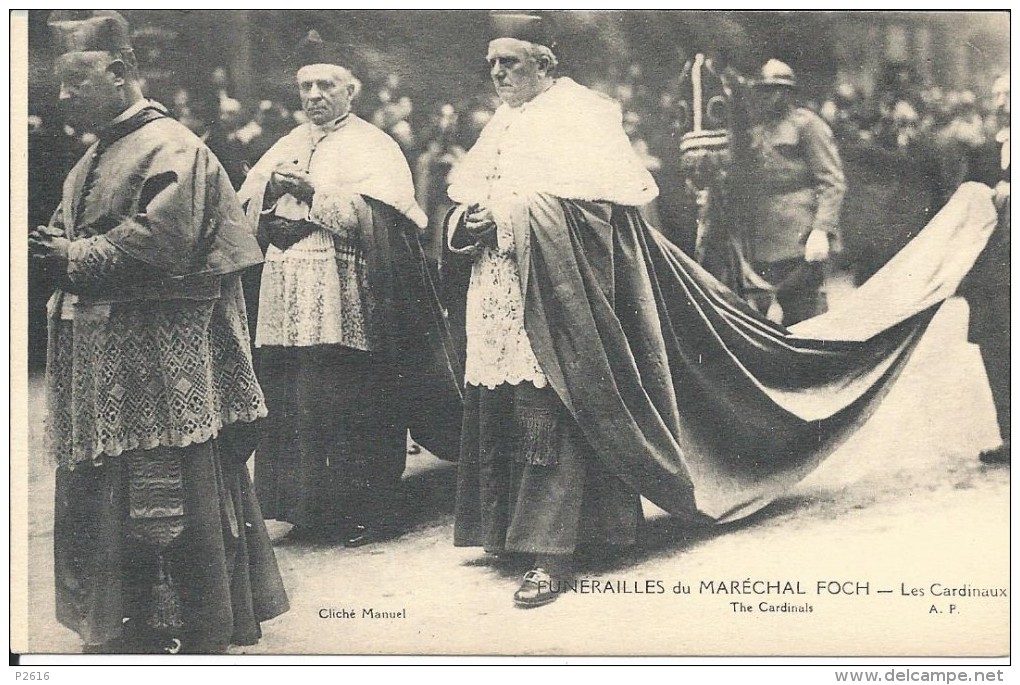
[19,295,1010,658]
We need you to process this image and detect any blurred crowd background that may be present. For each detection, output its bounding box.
[26,10,1010,367]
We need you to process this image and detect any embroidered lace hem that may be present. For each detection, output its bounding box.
[46,278,269,469]
[56,407,269,469]
[256,248,371,350]
[463,243,547,389]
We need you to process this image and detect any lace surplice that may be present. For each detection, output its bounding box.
[256,227,371,351]
[254,119,374,352]
[463,209,548,390]
[48,235,266,467]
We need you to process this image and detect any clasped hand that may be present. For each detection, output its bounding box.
[463,204,496,245]
[29,225,70,264]
[269,162,315,206]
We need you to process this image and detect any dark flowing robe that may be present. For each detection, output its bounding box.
[514,185,997,523]
[46,103,288,652]
[252,197,463,529]
[445,79,659,554]
[448,182,996,529]
[445,75,1000,556]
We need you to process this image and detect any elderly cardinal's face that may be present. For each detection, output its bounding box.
[487,38,547,108]
[297,64,355,126]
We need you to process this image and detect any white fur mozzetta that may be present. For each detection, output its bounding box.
[238,114,427,230]
[448,77,659,207]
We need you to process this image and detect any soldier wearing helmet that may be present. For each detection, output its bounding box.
[744,58,847,326]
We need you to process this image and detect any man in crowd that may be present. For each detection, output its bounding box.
[445,12,655,608]
[745,59,846,326]
[29,10,287,653]
[959,71,1010,465]
[238,30,456,547]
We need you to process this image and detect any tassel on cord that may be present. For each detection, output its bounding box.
[514,409,559,467]
[149,554,184,633]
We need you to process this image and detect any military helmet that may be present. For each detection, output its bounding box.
[757,59,797,88]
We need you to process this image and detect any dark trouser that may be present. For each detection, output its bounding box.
[981,341,1011,445]
[971,308,1011,446]
[749,259,827,327]
[454,382,642,556]
[962,232,1011,446]
[962,209,1010,448]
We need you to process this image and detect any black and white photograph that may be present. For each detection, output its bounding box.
[10,8,1011,666]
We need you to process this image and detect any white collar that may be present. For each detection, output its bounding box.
[110,99,152,126]
[311,112,351,135]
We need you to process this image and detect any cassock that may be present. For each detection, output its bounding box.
[444,76,999,543]
[238,114,460,533]
[47,101,288,652]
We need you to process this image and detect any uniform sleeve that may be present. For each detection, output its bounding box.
[800,113,847,236]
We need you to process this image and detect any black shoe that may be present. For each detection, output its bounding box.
[513,568,558,608]
[980,443,1010,465]
[158,637,184,655]
[344,524,376,548]
[280,524,322,542]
